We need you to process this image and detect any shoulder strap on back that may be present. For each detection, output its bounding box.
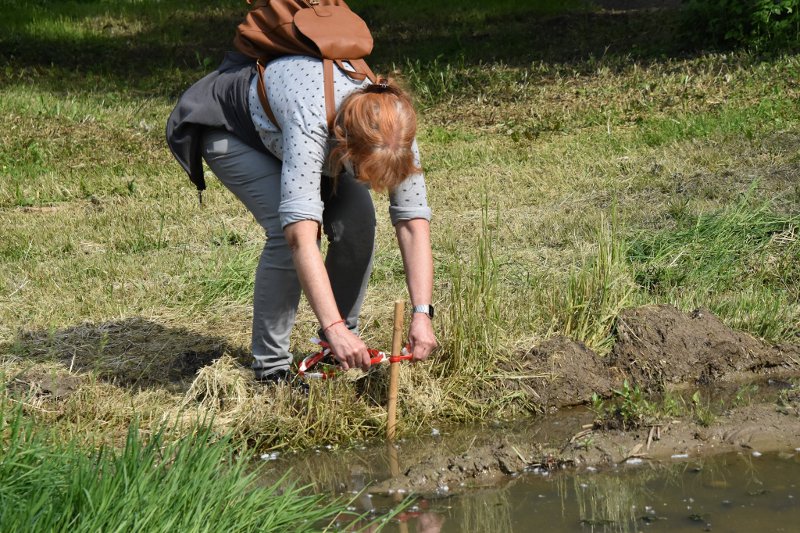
[259,56,377,132]
[256,60,280,129]
[323,58,335,129]
[347,58,377,83]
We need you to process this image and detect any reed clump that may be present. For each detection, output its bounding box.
[0,395,367,532]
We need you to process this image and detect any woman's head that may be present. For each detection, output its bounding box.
[330,79,420,192]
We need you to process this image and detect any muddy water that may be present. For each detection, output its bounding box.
[372,452,800,532]
[261,410,800,532]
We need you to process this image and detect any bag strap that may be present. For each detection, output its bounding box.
[323,58,335,128]
[256,60,280,128]
[346,58,377,83]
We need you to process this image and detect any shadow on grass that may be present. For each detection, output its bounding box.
[2,317,249,390]
[0,0,748,96]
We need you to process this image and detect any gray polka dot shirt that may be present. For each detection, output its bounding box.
[248,56,431,229]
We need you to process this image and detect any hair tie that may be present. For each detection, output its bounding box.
[364,78,392,94]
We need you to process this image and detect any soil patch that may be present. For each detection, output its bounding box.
[513,304,799,409]
[518,336,617,408]
[371,442,533,494]
[7,368,83,400]
[611,305,799,388]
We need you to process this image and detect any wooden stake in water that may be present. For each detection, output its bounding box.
[387,299,405,441]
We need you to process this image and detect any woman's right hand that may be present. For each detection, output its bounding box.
[324,322,371,371]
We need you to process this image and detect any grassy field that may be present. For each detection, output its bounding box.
[1,0,799,456]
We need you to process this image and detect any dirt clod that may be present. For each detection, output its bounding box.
[371,442,537,494]
[7,369,82,400]
[519,336,615,408]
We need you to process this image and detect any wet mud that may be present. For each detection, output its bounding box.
[362,395,800,495]
[373,305,800,494]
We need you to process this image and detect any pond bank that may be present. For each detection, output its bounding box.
[363,397,800,495]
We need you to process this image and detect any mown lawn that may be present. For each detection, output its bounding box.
[1,0,798,449]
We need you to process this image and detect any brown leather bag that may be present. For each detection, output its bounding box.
[233,0,377,129]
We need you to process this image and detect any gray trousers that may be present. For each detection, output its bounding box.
[201,129,376,378]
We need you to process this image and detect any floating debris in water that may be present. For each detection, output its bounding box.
[752,451,763,457]
[626,458,644,465]
[260,452,280,461]
[671,453,689,459]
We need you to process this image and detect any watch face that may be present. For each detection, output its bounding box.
[414,305,433,318]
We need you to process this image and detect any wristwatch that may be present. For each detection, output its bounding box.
[412,304,434,319]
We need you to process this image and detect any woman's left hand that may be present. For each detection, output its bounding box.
[408,313,437,361]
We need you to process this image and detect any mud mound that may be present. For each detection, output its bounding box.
[515,305,799,406]
[519,336,615,408]
[611,305,799,389]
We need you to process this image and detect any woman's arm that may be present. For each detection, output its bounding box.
[284,220,371,371]
[395,218,438,361]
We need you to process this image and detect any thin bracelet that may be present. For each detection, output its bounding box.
[323,318,345,333]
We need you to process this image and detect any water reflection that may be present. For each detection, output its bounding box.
[349,453,798,531]
[261,437,799,532]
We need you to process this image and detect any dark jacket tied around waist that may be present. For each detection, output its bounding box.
[166,52,265,191]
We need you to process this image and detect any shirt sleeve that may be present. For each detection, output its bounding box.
[388,140,432,225]
[276,117,328,228]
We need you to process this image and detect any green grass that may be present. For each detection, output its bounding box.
[0,396,370,532]
[0,0,799,452]
[628,189,800,339]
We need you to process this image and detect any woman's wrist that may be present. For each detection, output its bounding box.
[323,318,345,334]
[324,320,351,338]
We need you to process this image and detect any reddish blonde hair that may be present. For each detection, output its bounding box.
[330,80,420,192]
